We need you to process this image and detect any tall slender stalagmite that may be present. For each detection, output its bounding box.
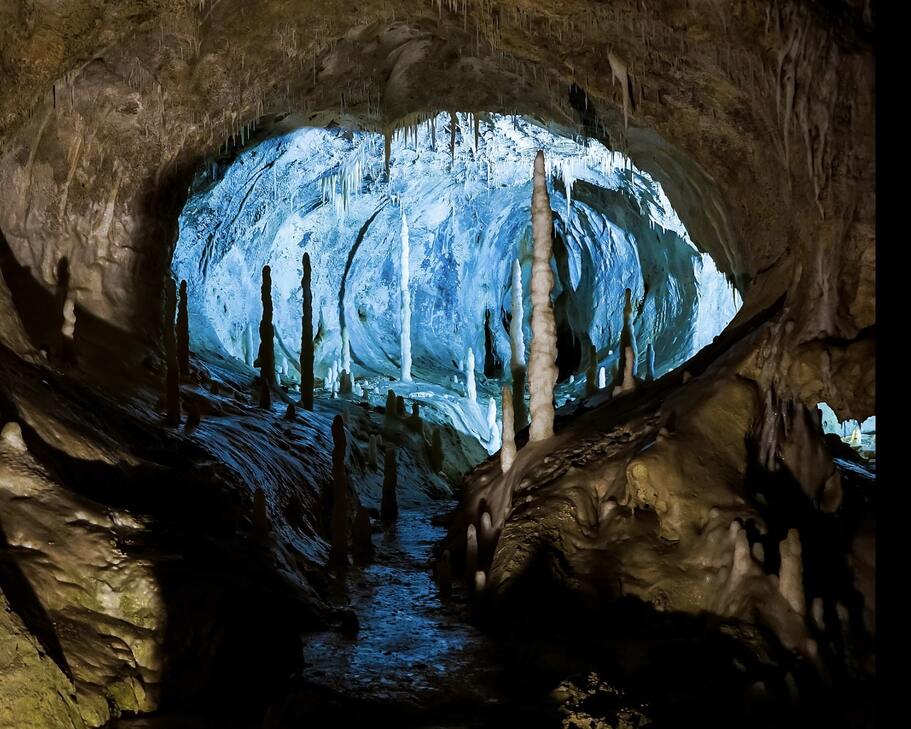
[614,288,638,396]
[400,211,413,382]
[259,265,276,409]
[528,150,558,442]
[382,445,399,522]
[176,280,190,376]
[501,385,516,473]
[645,342,656,381]
[510,259,528,430]
[164,277,181,426]
[466,347,477,402]
[330,415,349,566]
[301,253,314,409]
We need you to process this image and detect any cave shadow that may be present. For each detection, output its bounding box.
[471,542,872,729]
[0,349,326,727]
[0,518,73,681]
[0,229,158,380]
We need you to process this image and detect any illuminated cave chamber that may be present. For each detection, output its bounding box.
[173,112,740,452]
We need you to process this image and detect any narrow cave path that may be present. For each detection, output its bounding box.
[291,503,508,724]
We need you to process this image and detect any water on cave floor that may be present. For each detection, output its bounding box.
[300,503,505,711]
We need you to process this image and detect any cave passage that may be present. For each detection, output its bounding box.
[172,112,740,455]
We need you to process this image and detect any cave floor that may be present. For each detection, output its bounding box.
[296,502,507,718]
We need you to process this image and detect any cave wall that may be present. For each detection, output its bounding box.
[0,1,875,420]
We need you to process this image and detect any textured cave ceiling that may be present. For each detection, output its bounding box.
[0,3,877,728]
[172,112,740,388]
[0,0,875,420]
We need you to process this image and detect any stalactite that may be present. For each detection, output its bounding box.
[510,259,528,429]
[258,265,276,409]
[528,151,557,442]
[164,277,181,426]
[382,445,399,522]
[500,385,516,473]
[330,415,349,566]
[176,280,190,375]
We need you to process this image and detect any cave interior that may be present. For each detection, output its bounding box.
[0,2,875,728]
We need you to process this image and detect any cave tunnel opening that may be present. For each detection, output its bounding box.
[171,111,741,461]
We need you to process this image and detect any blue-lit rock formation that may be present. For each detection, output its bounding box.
[174,113,739,398]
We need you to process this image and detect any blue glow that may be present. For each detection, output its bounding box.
[174,112,740,405]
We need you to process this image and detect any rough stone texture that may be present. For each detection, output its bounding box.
[0,1,874,725]
[0,1,874,420]
[0,587,86,729]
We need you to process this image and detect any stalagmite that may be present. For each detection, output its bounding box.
[395,395,406,417]
[479,510,495,565]
[352,505,373,563]
[779,529,806,616]
[585,342,597,396]
[501,385,516,473]
[848,425,862,447]
[244,323,255,367]
[474,570,487,591]
[61,292,77,364]
[466,523,478,581]
[466,347,477,402]
[164,277,181,426]
[400,211,413,382]
[382,445,399,522]
[367,433,378,468]
[330,415,349,565]
[598,366,606,389]
[613,288,638,396]
[645,342,656,381]
[301,253,314,410]
[339,369,353,395]
[429,428,444,472]
[177,280,190,375]
[385,389,396,415]
[510,259,528,429]
[258,265,276,409]
[528,150,558,442]
[407,402,423,435]
[487,397,501,451]
[341,325,351,376]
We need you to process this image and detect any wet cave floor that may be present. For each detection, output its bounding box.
[293,503,510,724]
[270,503,653,729]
